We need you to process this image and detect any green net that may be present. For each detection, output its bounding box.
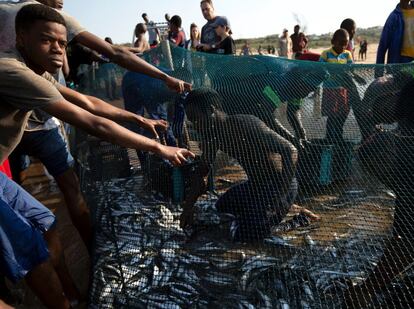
[73,44,414,309]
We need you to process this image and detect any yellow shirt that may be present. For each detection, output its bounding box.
[401,8,414,57]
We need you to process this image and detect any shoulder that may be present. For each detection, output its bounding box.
[0,51,25,71]
[320,49,330,57]
[342,50,353,58]
[59,9,86,42]
[0,54,62,106]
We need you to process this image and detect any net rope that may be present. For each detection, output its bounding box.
[73,45,414,309]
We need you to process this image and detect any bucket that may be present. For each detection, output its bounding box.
[298,139,334,186]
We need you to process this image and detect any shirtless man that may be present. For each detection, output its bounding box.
[180,88,319,242]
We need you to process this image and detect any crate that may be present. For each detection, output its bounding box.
[332,140,357,181]
[145,155,204,203]
[87,140,132,181]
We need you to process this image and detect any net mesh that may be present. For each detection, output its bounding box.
[73,45,414,309]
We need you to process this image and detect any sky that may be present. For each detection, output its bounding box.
[64,0,397,44]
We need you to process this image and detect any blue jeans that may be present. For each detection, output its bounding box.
[10,127,74,178]
[216,178,298,241]
[0,172,55,282]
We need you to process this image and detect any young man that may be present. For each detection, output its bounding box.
[168,15,186,48]
[377,0,414,64]
[0,4,194,308]
[1,0,189,248]
[0,0,190,93]
[340,18,356,60]
[181,88,299,242]
[290,25,308,59]
[141,13,160,48]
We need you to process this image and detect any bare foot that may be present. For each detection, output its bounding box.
[290,204,321,222]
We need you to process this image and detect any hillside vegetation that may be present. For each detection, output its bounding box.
[234,26,383,51]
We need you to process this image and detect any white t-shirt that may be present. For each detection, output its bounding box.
[146,20,158,44]
[0,0,86,52]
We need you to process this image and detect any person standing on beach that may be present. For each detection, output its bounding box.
[198,0,230,52]
[279,29,292,58]
[340,18,357,60]
[377,0,414,64]
[290,25,308,59]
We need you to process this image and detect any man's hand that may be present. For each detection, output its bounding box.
[164,76,192,93]
[196,43,212,52]
[139,118,168,138]
[156,145,195,166]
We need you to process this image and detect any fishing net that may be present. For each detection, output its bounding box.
[72,44,414,309]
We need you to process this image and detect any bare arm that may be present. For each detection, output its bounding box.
[62,53,70,78]
[74,31,191,93]
[57,85,167,137]
[42,99,193,165]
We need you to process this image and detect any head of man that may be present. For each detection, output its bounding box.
[15,4,67,75]
[294,25,300,34]
[400,0,412,9]
[142,13,149,23]
[340,18,356,40]
[200,0,215,21]
[331,28,349,55]
[135,23,147,37]
[169,15,182,32]
[185,88,224,128]
[37,0,64,10]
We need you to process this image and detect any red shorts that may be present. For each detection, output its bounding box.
[0,159,12,179]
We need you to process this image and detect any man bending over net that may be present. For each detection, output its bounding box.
[342,76,414,308]
[181,88,318,242]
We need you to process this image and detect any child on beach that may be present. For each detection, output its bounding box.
[133,23,150,53]
[319,29,355,143]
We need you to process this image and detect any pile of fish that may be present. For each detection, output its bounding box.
[86,177,391,309]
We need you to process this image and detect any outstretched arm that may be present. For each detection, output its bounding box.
[269,133,298,197]
[57,85,167,138]
[74,31,192,93]
[42,99,194,166]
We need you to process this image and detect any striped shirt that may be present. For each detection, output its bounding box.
[319,47,353,64]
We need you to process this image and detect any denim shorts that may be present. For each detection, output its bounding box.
[12,127,74,177]
[0,172,55,282]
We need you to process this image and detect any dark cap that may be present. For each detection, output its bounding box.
[211,16,231,30]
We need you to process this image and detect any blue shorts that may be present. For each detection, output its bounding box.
[0,172,55,283]
[11,127,74,178]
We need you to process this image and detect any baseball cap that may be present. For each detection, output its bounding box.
[211,16,231,29]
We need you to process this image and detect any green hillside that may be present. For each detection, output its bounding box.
[234,26,383,51]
